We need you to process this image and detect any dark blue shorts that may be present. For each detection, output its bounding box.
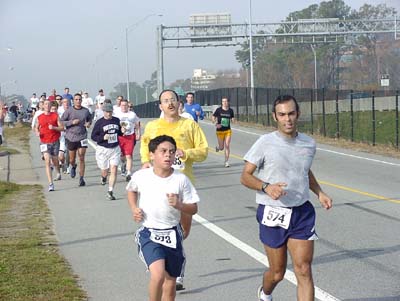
[256,201,318,248]
[135,225,185,278]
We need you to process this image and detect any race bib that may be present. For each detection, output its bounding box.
[108,133,117,144]
[262,205,292,229]
[40,144,48,152]
[149,229,177,249]
[172,155,185,170]
[80,139,88,147]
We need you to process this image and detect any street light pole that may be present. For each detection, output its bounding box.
[311,44,318,101]
[125,14,162,105]
[249,0,255,114]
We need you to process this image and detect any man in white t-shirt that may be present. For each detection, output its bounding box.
[113,95,123,116]
[115,99,140,181]
[30,93,40,113]
[95,89,105,109]
[240,94,332,301]
[82,92,94,116]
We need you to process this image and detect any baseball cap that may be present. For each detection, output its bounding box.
[102,103,113,112]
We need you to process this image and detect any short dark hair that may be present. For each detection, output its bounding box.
[148,135,177,153]
[74,93,82,98]
[185,92,194,98]
[272,95,299,113]
[158,89,179,104]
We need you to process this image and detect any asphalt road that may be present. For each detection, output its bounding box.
[31,119,400,301]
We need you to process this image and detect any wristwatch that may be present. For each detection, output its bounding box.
[261,182,270,193]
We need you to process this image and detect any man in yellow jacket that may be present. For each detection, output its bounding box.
[140,89,208,290]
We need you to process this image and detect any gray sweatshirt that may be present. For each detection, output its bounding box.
[61,106,91,142]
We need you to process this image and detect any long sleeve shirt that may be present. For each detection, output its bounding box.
[91,116,122,148]
[61,106,91,142]
[140,117,208,183]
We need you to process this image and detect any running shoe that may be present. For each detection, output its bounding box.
[54,173,61,181]
[70,165,77,178]
[215,146,219,152]
[101,176,107,185]
[107,191,116,200]
[121,162,127,176]
[48,183,54,192]
[225,161,230,168]
[126,174,131,182]
[257,285,272,301]
[176,277,185,291]
[79,177,85,187]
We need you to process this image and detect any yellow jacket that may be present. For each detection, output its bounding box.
[140,117,208,183]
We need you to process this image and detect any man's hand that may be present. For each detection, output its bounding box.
[133,207,144,222]
[103,134,110,141]
[141,162,151,169]
[84,122,91,128]
[175,149,185,158]
[72,119,80,125]
[167,193,182,210]
[265,182,287,200]
[318,191,333,210]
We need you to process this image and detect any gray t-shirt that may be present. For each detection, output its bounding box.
[243,131,316,207]
[61,106,91,142]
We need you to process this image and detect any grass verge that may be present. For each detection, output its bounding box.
[0,122,87,300]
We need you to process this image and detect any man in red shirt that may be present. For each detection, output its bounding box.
[35,99,64,191]
[48,89,57,101]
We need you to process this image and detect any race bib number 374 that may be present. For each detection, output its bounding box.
[261,205,293,229]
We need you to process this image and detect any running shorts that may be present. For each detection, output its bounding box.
[256,201,318,248]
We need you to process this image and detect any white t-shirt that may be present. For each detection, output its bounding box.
[243,131,316,208]
[93,108,104,122]
[95,95,105,108]
[30,97,39,109]
[31,110,44,129]
[82,97,94,113]
[126,168,199,229]
[114,110,140,135]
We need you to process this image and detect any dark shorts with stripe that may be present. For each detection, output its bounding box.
[256,201,318,248]
[135,225,185,278]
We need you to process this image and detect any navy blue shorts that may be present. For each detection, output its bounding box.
[135,225,185,278]
[256,201,318,248]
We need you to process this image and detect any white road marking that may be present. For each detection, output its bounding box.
[200,121,400,167]
[88,135,340,299]
[193,214,341,301]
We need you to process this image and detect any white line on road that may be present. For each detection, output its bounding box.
[200,121,400,167]
[193,214,341,301]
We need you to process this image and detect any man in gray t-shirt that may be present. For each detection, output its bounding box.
[241,95,332,301]
[61,93,91,187]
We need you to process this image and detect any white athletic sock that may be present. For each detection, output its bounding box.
[260,289,273,301]
[108,187,113,192]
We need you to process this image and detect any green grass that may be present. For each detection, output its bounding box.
[0,183,87,301]
[300,111,399,147]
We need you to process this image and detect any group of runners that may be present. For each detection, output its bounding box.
[32,89,140,200]
[31,87,332,301]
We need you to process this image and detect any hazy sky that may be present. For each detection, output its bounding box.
[0,0,398,99]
